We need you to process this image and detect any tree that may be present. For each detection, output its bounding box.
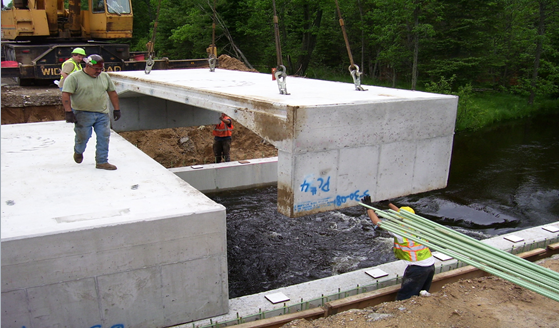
[421,0,504,87]
[123,0,559,101]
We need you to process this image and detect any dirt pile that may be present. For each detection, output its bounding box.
[1,81,65,124]
[119,123,277,168]
[217,54,258,72]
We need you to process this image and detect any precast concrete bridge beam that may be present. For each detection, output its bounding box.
[109,69,458,217]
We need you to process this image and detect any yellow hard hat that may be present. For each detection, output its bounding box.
[399,206,415,214]
[72,47,86,56]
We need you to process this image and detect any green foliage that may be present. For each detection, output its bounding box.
[121,0,559,113]
[425,75,480,130]
[454,84,485,131]
[424,75,457,94]
[423,75,546,131]
[129,0,153,51]
[153,0,214,59]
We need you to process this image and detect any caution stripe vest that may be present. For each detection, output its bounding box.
[393,237,432,262]
[213,116,234,137]
[60,59,82,84]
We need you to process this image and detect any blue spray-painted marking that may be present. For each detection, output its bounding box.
[300,176,330,194]
[317,177,330,192]
[300,179,311,192]
[296,173,369,212]
[294,189,369,213]
[335,190,369,206]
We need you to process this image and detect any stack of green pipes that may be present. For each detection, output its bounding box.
[359,202,559,302]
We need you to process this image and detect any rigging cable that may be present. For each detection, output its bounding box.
[334,0,366,91]
[145,0,162,74]
[272,0,289,95]
[208,0,217,72]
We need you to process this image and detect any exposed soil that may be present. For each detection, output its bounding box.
[2,56,559,328]
[118,123,277,167]
[282,256,559,328]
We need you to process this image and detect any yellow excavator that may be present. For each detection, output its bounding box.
[1,0,206,85]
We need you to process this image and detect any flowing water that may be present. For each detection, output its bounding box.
[208,114,559,298]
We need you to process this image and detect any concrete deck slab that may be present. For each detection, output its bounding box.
[1,121,228,327]
[109,69,458,218]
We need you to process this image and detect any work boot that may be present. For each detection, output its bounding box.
[74,152,83,164]
[96,163,117,170]
[419,290,431,297]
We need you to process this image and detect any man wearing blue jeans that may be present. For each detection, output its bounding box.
[361,196,435,300]
[62,54,121,170]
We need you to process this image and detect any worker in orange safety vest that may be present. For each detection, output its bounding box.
[212,113,234,163]
[361,195,435,300]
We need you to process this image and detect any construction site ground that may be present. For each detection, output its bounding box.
[2,57,559,327]
[282,255,559,328]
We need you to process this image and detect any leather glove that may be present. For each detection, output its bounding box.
[65,111,77,123]
[361,195,372,206]
[113,110,121,121]
[379,199,390,206]
[361,195,373,215]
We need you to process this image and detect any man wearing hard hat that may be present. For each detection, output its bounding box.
[62,54,121,171]
[361,196,435,300]
[58,47,86,89]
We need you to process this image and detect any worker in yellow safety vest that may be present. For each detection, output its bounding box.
[361,196,435,300]
[59,47,86,89]
[212,113,234,163]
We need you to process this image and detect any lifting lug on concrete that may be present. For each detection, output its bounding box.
[209,54,217,72]
[275,65,290,95]
[145,55,155,74]
[349,65,367,91]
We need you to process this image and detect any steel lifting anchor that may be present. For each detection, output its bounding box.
[145,0,161,75]
[349,65,367,91]
[275,65,290,95]
[145,55,155,74]
[208,55,217,72]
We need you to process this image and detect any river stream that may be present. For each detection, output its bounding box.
[208,114,559,298]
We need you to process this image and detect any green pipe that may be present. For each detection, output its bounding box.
[379,219,559,294]
[379,222,559,291]
[375,208,559,291]
[378,219,559,302]
[360,204,559,298]
[373,210,559,290]
[361,202,559,281]
[390,207,559,281]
